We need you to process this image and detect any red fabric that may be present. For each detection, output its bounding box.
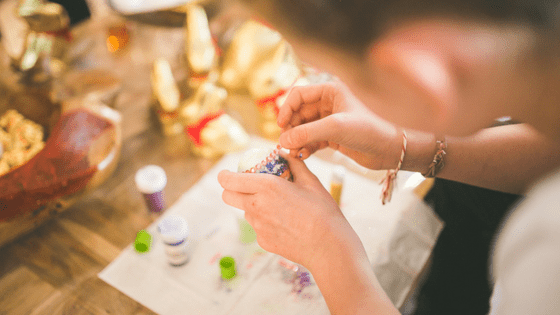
[185,111,224,147]
[43,28,73,42]
[0,109,114,221]
[251,17,276,31]
[211,35,222,57]
[255,88,288,117]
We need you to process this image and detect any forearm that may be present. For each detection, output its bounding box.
[308,218,399,315]
[393,124,560,194]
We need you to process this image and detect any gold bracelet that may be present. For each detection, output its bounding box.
[422,138,447,178]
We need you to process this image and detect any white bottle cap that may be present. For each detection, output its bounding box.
[158,215,189,245]
[135,165,167,194]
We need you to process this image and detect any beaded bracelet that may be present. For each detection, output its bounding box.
[422,138,447,178]
[380,130,407,205]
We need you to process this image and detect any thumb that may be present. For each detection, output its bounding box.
[280,151,318,184]
[279,115,344,150]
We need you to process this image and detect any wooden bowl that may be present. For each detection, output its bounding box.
[0,76,122,248]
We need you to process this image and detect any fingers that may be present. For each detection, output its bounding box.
[221,189,252,211]
[297,141,328,159]
[217,170,271,194]
[277,84,333,128]
[279,151,318,184]
[279,115,342,150]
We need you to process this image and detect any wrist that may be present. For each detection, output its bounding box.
[305,215,358,273]
[305,216,399,314]
[399,131,439,173]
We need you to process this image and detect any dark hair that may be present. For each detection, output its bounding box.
[243,0,560,55]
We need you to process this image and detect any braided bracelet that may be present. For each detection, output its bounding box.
[380,130,407,205]
[422,138,447,178]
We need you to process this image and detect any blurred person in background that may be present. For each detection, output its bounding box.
[219,1,560,314]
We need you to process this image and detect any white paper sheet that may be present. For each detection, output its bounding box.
[99,137,443,314]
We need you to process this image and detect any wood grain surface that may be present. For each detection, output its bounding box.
[0,4,233,313]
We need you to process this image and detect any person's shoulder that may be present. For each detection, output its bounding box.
[490,169,560,314]
[519,168,560,220]
[493,169,560,267]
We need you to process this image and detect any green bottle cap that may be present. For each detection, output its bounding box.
[220,256,236,280]
[134,230,152,253]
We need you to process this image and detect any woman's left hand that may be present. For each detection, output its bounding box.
[218,153,347,269]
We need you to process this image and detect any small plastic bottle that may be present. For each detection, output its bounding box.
[135,165,167,214]
[330,166,345,205]
[158,215,190,266]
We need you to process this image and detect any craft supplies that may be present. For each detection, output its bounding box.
[135,165,167,213]
[330,166,345,205]
[235,145,292,243]
[278,258,299,283]
[238,145,292,181]
[134,230,152,253]
[220,256,237,280]
[158,215,190,266]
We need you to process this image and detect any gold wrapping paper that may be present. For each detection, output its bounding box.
[151,58,183,136]
[181,82,249,159]
[184,4,216,87]
[219,20,283,91]
[247,41,307,140]
[14,0,71,76]
[191,114,250,159]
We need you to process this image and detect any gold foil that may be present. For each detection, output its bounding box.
[219,20,283,91]
[248,41,301,100]
[184,5,215,85]
[13,0,70,76]
[180,82,249,158]
[180,82,227,125]
[151,59,182,136]
[191,114,250,159]
[19,1,70,33]
[247,41,308,140]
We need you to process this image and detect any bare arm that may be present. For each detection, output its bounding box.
[308,216,400,315]
[394,124,560,194]
[219,154,400,315]
[278,84,560,195]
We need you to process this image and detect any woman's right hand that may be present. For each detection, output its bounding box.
[278,81,402,170]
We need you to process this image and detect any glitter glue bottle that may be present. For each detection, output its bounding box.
[135,165,167,213]
[330,166,345,205]
[158,215,190,266]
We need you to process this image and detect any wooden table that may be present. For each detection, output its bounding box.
[0,9,236,314]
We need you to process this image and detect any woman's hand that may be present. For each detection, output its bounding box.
[218,152,353,269]
[278,81,402,170]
